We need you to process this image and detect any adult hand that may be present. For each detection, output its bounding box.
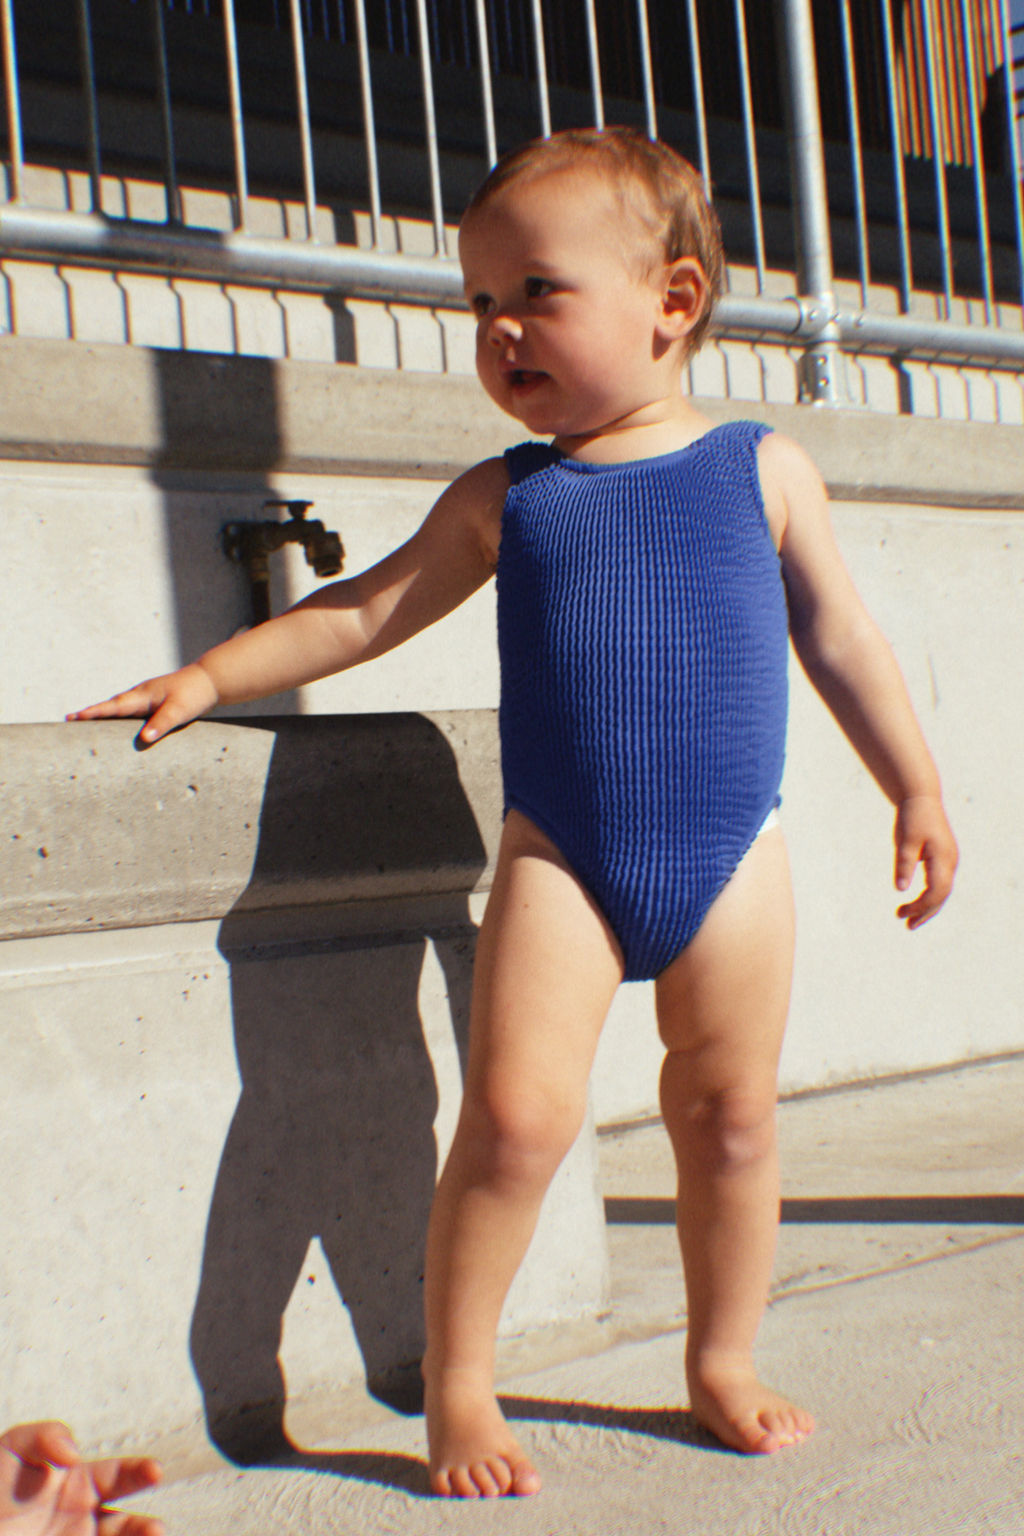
[0,1422,162,1536]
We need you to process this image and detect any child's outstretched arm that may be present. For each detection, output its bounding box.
[68,459,507,745]
[760,433,958,929]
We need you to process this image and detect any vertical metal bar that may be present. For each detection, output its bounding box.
[635,0,657,140]
[919,0,954,315]
[837,0,870,307]
[957,0,993,318]
[684,0,711,194]
[529,0,551,138]
[473,0,498,167]
[352,0,382,247]
[998,0,1024,312]
[879,0,913,310]
[75,0,102,212]
[734,0,766,292]
[583,0,604,130]
[412,0,447,254]
[149,0,181,223]
[774,0,844,404]
[287,0,318,239]
[0,0,24,203]
[222,0,250,231]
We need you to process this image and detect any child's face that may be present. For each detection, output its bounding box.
[459,168,686,446]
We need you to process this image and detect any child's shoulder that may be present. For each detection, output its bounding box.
[754,428,829,552]
[755,428,826,505]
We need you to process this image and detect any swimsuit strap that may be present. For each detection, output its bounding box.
[504,441,562,485]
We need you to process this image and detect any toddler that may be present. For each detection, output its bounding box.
[71,127,958,1499]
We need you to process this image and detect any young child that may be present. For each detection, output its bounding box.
[70,127,958,1499]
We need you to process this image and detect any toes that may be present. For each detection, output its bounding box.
[447,1465,482,1499]
[471,1459,510,1498]
[429,1467,457,1498]
[763,1406,815,1447]
[747,1404,816,1454]
[430,1456,539,1499]
[510,1460,543,1497]
[733,1413,779,1454]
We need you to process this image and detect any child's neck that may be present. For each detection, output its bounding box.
[553,396,714,464]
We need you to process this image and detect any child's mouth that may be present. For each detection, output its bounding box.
[509,369,545,391]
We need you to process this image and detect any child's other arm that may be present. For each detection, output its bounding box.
[760,433,958,929]
[68,458,507,745]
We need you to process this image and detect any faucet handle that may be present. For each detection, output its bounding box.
[263,498,314,519]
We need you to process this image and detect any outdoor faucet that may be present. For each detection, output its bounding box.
[222,499,344,626]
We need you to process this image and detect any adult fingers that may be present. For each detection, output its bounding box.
[0,1422,78,1470]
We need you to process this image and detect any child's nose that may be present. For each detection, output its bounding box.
[487,311,523,345]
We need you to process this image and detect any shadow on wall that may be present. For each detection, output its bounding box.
[187,716,487,1464]
[151,347,302,701]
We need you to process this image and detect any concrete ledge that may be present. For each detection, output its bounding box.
[0,336,519,481]
[1,714,502,937]
[2,335,1023,506]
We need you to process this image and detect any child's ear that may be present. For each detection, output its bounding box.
[656,257,710,344]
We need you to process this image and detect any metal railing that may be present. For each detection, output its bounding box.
[1,0,1023,401]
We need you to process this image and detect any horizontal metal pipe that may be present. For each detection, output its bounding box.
[3,205,1022,369]
[832,307,1024,366]
[0,203,466,300]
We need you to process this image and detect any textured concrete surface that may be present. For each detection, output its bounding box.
[97,1057,1024,1535]
[0,716,502,935]
[3,335,1024,492]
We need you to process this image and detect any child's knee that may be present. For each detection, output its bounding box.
[460,1078,586,1187]
[662,1071,777,1175]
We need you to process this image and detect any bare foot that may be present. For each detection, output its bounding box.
[687,1354,815,1455]
[424,1369,542,1498]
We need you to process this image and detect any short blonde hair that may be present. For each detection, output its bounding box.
[464,126,724,354]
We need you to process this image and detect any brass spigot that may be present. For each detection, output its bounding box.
[222,500,344,625]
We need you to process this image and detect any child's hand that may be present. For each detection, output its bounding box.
[0,1421,162,1535]
[66,664,219,746]
[893,795,958,929]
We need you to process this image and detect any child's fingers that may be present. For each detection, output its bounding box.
[66,687,162,723]
[895,842,957,928]
[894,838,919,893]
[135,700,197,745]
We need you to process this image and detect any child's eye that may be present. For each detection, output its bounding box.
[524,277,554,300]
[469,292,494,319]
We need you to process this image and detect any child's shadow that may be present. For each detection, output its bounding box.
[188,714,491,1465]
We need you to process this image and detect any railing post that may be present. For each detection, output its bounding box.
[773,0,846,405]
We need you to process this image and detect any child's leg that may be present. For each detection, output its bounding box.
[423,811,623,1498]
[655,825,814,1454]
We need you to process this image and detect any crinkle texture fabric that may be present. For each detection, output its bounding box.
[497,420,789,980]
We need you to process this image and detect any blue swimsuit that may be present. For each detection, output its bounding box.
[497,420,789,981]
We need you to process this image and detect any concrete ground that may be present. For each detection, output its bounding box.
[126,1056,1024,1535]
